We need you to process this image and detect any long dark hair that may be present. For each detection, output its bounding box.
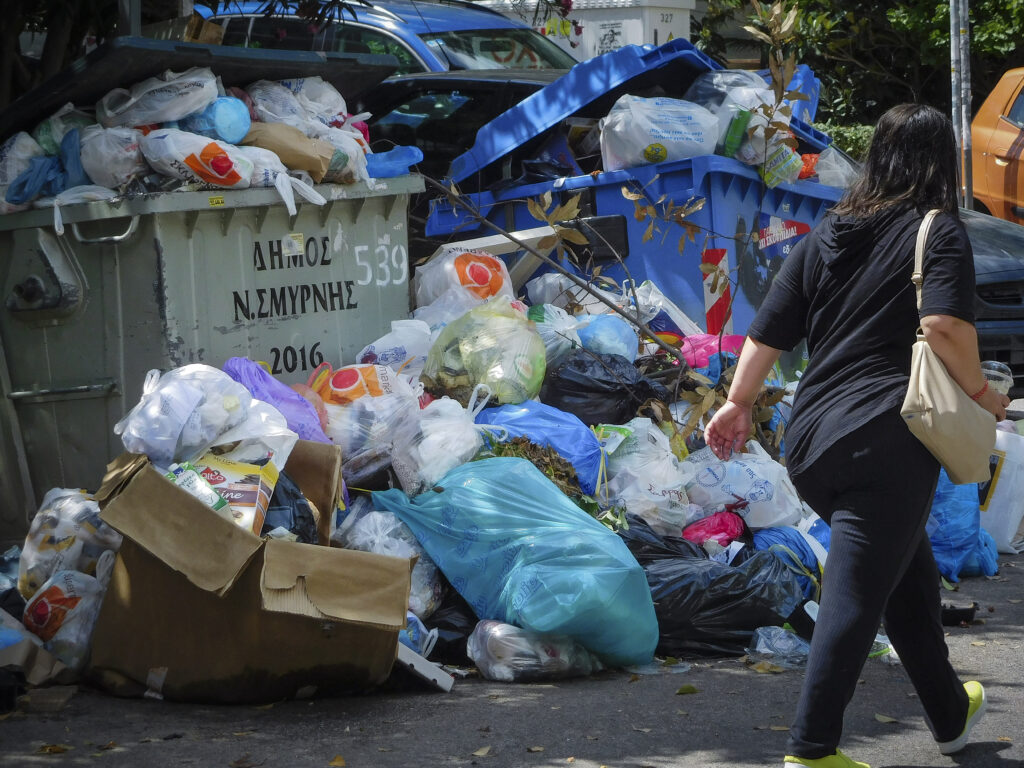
[832,104,960,218]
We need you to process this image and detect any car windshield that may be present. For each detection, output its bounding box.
[419,28,578,70]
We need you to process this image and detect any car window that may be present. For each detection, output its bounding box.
[219,16,329,51]
[369,88,504,177]
[331,26,426,74]
[1006,90,1024,128]
[420,28,577,70]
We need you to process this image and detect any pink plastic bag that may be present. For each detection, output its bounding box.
[680,333,745,369]
[682,511,747,547]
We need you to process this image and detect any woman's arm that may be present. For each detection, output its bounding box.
[704,336,783,460]
[921,313,1009,420]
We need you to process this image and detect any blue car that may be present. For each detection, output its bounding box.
[194,0,579,74]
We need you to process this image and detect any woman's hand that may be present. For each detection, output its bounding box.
[704,400,754,460]
[976,385,1010,421]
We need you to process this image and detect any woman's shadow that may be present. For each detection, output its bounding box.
[880,741,1023,768]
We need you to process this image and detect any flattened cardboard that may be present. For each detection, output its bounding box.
[89,440,411,703]
[0,610,75,687]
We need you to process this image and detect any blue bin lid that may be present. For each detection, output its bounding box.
[447,38,830,185]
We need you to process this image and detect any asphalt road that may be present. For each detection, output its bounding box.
[1,554,1022,768]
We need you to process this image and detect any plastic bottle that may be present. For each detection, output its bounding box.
[178,97,252,145]
[466,620,602,682]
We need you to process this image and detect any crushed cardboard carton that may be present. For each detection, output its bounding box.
[88,440,412,703]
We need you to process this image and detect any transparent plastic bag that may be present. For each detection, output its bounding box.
[525,272,629,316]
[40,185,118,236]
[599,94,718,172]
[391,386,492,497]
[97,68,218,128]
[18,489,122,600]
[245,80,314,132]
[323,392,419,485]
[79,126,148,189]
[278,76,348,125]
[421,298,546,406]
[467,620,603,682]
[207,398,299,471]
[745,625,810,669]
[22,550,114,670]
[526,303,581,368]
[140,128,253,189]
[414,248,514,308]
[336,508,446,619]
[114,365,253,467]
[815,145,860,188]
[31,103,95,155]
[412,288,485,334]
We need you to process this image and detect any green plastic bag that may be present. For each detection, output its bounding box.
[421,298,546,406]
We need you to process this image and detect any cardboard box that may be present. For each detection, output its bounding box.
[87,441,411,703]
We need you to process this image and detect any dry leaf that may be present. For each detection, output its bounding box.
[98,741,118,750]
[629,674,640,683]
[230,756,263,768]
[998,736,1012,742]
[971,641,987,647]
[633,727,652,733]
[253,703,275,710]
[753,725,768,730]
[770,725,789,732]
[378,747,392,752]
[1008,599,1021,604]
[233,732,255,737]
[37,745,73,754]
[527,746,545,752]
[567,758,576,763]
[621,186,644,201]
[676,685,699,695]
[586,735,600,740]
[329,757,347,767]
[677,710,688,716]
[473,746,492,757]
[750,661,785,674]
[874,714,899,724]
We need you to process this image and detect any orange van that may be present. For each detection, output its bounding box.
[972,67,1024,223]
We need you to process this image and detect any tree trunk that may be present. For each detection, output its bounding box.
[0,0,27,111]
[37,1,81,85]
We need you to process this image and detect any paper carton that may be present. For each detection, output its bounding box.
[87,441,411,703]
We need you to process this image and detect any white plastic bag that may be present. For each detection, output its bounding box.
[114,365,253,467]
[0,132,44,185]
[32,104,95,155]
[97,67,218,128]
[414,247,514,308]
[318,125,370,185]
[356,319,433,379]
[684,441,803,528]
[336,508,446,619]
[413,288,485,333]
[600,94,718,172]
[279,76,347,125]
[80,125,148,189]
[245,80,313,132]
[390,386,493,496]
[525,272,629,316]
[37,185,118,236]
[207,399,300,472]
[324,392,420,485]
[18,489,122,601]
[22,550,114,670]
[140,128,253,189]
[603,418,700,535]
[815,145,860,189]
[979,430,1024,554]
[233,144,326,216]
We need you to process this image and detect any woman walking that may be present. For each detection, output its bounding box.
[704,103,1007,768]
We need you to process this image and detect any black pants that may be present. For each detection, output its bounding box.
[786,411,969,758]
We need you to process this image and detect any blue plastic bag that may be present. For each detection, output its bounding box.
[5,128,89,205]
[927,468,981,583]
[373,457,658,667]
[753,526,820,600]
[577,314,639,361]
[223,357,331,444]
[475,400,602,495]
[960,527,999,578]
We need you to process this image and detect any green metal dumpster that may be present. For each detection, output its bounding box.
[0,175,423,546]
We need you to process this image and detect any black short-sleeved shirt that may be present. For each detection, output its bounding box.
[746,206,976,477]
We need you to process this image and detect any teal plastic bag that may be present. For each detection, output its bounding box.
[373,457,658,667]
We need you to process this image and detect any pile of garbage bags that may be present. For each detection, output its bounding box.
[4,244,1021,691]
[0,67,421,224]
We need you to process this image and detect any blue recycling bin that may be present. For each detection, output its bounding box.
[426,39,844,336]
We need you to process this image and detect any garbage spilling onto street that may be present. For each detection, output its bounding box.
[0,36,1022,711]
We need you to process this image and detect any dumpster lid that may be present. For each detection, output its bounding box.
[447,38,829,185]
[0,36,399,143]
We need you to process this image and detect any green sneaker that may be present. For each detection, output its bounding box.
[783,749,870,768]
[937,680,987,755]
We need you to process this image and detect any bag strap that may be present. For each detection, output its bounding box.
[911,209,942,311]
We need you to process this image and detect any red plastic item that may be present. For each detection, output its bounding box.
[681,511,746,547]
[799,153,820,179]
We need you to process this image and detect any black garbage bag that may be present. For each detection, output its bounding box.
[262,471,318,544]
[540,351,670,426]
[620,516,805,657]
[422,586,477,666]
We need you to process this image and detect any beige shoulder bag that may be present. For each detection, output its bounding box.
[900,209,995,484]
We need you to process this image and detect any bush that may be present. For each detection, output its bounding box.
[814,121,874,162]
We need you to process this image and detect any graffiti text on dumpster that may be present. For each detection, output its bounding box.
[230,235,409,324]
